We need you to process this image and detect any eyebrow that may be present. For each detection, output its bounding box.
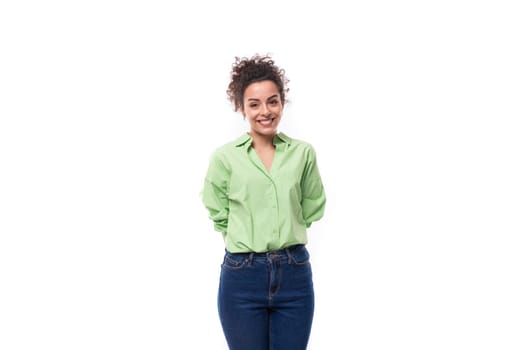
[247,94,279,102]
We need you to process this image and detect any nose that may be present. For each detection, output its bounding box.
[261,103,270,116]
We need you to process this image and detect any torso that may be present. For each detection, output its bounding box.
[254,146,275,172]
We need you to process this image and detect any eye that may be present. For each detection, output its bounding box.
[269,100,279,105]
[249,103,258,108]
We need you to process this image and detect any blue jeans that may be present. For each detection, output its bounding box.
[218,244,315,350]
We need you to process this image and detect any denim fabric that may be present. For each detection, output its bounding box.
[218,244,314,350]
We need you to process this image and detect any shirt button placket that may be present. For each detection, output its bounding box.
[268,180,278,237]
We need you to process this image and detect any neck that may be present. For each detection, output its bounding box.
[249,131,275,149]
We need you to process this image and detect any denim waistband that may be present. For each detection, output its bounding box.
[226,244,305,262]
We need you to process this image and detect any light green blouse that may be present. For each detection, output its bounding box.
[201,132,326,253]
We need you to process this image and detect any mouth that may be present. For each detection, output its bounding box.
[257,118,275,127]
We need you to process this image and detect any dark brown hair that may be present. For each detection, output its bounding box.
[227,54,289,112]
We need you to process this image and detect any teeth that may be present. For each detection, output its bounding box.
[259,119,272,125]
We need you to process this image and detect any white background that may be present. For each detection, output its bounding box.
[1,1,524,349]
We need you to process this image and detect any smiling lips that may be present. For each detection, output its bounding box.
[257,118,274,126]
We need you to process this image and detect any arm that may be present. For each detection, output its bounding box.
[300,145,326,228]
[201,152,230,233]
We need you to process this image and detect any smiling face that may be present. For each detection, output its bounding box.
[242,80,283,139]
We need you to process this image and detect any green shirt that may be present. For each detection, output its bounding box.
[201,132,326,253]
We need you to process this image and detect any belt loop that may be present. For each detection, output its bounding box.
[285,247,293,264]
[248,252,254,265]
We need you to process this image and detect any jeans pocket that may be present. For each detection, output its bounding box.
[221,252,249,270]
[289,245,310,266]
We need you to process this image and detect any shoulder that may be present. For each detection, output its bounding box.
[208,134,250,167]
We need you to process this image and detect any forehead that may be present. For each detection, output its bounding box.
[244,80,280,100]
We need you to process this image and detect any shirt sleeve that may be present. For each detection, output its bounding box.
[201,151,230,233]
[300,145,326,228]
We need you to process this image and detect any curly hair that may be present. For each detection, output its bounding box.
[227,54,289,112]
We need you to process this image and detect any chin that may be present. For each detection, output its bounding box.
[256,128,277,136]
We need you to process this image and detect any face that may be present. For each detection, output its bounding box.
[242,80,283,138]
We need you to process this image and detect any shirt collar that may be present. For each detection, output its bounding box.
[234,132,291,150]
[234,133,252,149]
[274,132,291,146]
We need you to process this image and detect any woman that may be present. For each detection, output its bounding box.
[201,54,326,350]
